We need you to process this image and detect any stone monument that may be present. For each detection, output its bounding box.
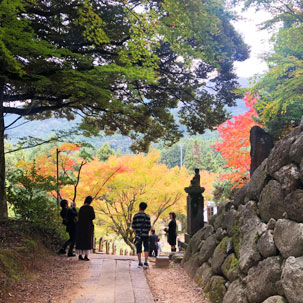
[184,168,205,243]
[250,126,274,175]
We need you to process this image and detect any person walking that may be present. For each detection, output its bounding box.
[76,196,95,261]
[58,200,77,257]
[149,228,159,257]
[165,212,177,252]
[132,202,151,269]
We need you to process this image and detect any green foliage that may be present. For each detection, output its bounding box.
[96,143,115,161]
[1,0,248,152]
[159,135,225,173]
[6,167,66,243]
[213,179,234,202]
[236,0,303,139]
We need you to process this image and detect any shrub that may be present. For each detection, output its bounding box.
[7,167,66,248]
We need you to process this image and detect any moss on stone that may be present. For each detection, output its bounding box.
[208,276,227,303]
[254,231,259,243]
[232,212,241,258]
[222,253,240,282]
[227,255,239,274]
[216,237,229,255]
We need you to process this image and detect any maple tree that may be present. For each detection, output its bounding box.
[214,93,261,188]
[12,144,219,249]
[94,150,191,251]
[16,143,128,203]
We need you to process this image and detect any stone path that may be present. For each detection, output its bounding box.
[73,254,154,303]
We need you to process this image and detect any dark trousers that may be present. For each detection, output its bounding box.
[149,247,158,257]
[63,229,76,255]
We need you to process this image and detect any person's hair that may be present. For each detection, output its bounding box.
[151,228,155,234]
[139,202,147,211]
[84,196,93,205]
[169,212,176,220]
[60,199,68,208]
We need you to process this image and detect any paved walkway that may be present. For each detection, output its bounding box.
[73,254,154,303]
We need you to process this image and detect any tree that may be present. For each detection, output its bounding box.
[159,136,225,172]
[214,93,261,187]
[0,0,248,219]
[184,138,224,173]
[234,0,303,139]
[95,150,190,251]
[96,143,115,162]
[16,142,128,204]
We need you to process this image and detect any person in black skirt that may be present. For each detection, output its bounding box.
[76,196,95,261]
[165,212,177,252]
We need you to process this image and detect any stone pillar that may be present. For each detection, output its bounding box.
[250,126,274,176]
[98,237,104,252]
[184,169,205,243]
[105,241,110,254]
[93,236,97,253]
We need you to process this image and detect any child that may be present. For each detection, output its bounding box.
[149,228,159,257]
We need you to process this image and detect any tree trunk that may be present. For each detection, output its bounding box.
[0,81,8,220]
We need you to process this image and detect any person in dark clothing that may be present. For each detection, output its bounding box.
[149,228,159,257]
[165,212,177,252]
[58,200,78,257]
[76,196,95,261]
[132,202,151,269]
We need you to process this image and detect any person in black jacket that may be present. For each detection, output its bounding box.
[165,212,177,252]
[58,200,78,257]
[76,196,95,261]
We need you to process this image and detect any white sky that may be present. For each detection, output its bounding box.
[233,7,273,79]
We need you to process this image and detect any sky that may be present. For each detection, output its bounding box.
[233,7,272,79]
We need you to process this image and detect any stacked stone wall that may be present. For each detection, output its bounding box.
[182,124,303,303]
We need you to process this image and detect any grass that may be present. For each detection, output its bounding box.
[0,219,59,300]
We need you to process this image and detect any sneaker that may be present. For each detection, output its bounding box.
[68,253,76,257]
[143,262,149,269]
[79,255,84,261]
[138,262,143,268]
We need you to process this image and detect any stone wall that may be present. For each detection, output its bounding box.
[182,124,303,303]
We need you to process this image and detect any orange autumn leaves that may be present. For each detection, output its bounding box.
[16,143,130,201]
[214,93,261,188]
[16,143,219,222]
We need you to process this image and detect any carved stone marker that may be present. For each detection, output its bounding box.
[250,126,274,175]
[184,169,205,243]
